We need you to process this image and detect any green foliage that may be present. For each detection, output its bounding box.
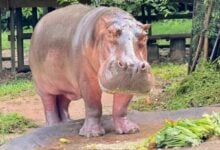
[207,0,220,38]
[57,0,79,4]
[56,0,181,17]
[0,79,34,99]
[192,0,220,50]
[0,113,36,134]
[165,60,220,110]
[1,8,43,31]
[0,10,10,31]
[93,0,178,16]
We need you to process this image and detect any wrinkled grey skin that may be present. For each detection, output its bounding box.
[29,4,153,137]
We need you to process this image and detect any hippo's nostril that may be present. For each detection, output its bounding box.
[140,62,149,72]
[117,60,127,70]
[141,63,146,70]
[118,61,123,67]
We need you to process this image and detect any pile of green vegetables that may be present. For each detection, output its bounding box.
[138,112,220,149]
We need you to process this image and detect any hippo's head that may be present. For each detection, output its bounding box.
[96,11,153,95]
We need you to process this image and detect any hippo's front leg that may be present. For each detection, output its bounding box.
[79,73,105,137]
[113,94,140,134]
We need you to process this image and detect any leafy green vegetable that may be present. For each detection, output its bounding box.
[138,112,220,149]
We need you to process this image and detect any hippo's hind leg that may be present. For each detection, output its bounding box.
[113,93,140,134]
[40,93,71,126]
[57,95,71,122]
[79,75,105,137]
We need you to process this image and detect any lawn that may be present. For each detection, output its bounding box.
[0,79,34,100]
[1,28,32,53]
[151,19,192,45]
[152,19,192,35]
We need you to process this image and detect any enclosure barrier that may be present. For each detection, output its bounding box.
[148,34,191,62]
[0,0,193,72]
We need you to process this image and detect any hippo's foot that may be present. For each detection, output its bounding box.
[114,117,140,134]
[79,118,105,137]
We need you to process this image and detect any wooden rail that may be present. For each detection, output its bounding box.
[0,0,58,8]
[149,33,191,40]
[135,13,192,22]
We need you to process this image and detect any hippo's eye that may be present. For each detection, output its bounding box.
[108,27,122,38]
[115,29,122,37]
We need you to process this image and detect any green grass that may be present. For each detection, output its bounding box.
[0,79,34,99]
[1,28,32,53]
[1,31,10,50]
[0,113,36,134]
[152,19,192,45]
[152,63,187,80]
[165,60,220,110]
[130,63,188,111]
[0,113,37,145]
[152,19,192,35]
[131,60,220,112]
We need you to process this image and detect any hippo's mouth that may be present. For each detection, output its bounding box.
[98,61,153,95]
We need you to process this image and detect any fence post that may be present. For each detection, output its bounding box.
[0,8,2,72]
[146,5,152,36]
[16,8,24,71]
[10,8,16,73]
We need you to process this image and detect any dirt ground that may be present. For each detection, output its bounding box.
[0,92,116,126]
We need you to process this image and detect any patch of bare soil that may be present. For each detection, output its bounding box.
[0,93,114,126]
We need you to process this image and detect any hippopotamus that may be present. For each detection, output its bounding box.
[29,4,153,137]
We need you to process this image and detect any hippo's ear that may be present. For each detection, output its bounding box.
[143,24,151,31]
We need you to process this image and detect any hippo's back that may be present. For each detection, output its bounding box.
[29,5,93,65]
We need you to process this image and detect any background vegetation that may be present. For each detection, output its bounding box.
[131,59,220,111]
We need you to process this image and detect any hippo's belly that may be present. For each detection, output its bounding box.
[31,46,81,99]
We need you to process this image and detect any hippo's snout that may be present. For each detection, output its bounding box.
[99,58,153,95]
[117,60,151,73]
